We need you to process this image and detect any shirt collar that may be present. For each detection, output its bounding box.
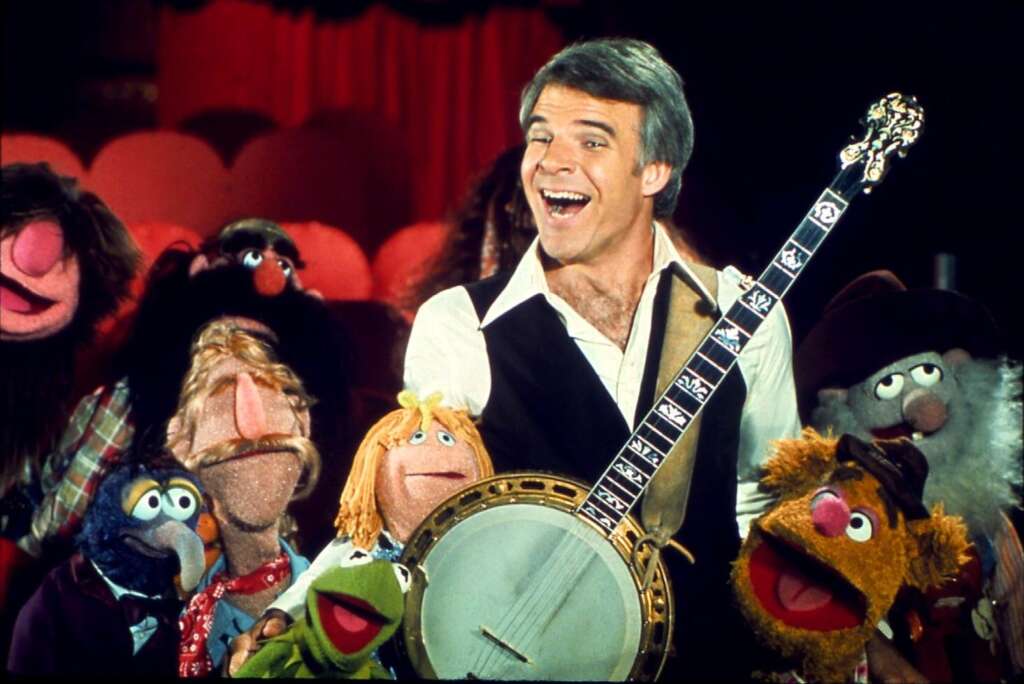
[479,221,709,328]
[90,559,161,601]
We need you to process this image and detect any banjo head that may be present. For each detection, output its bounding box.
[400,473,673,681]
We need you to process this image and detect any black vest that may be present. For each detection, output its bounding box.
[466,271,748,612]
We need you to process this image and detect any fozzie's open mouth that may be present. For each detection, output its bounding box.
[747,532,866,631]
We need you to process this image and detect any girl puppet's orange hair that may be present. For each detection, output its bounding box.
[333,391,493,549]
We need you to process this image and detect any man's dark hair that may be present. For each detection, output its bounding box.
[519,38,694,219]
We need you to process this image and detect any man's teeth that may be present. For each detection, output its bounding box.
[541,190,589,202]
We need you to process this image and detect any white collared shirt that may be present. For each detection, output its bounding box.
[404,223,800,533]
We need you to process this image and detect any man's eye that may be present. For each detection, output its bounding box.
[409,430,427,445]
[584,140,605,149]
[241,250,263,269]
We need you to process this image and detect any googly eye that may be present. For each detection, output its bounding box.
[845,511,875,542]
[163,486,199,522]
[340,548,373,567]
[909,363,943,387]
[277,259,294,277]
[409,430,427,446]
[392,563,412,594]
[241,250,264,269]
[130,488,163,522]
[436,430,456,447]
[874,373,904,400]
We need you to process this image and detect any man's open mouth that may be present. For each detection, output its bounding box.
[0,273,56,315]
[870,423,930,441]
[316,592,387,655]
[540,189,591,217]
[747,532,866,631]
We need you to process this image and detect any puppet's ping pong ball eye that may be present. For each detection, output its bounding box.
[909,363,943,387]
[845,511,875,542]
[131,488,163,522]
[163,486,200,521]
[874,373,904,400]
[437,430,456,447]
[409,430,427,445]
[393,563,412,593]
[241,249,264,269]
[277,258,294,278]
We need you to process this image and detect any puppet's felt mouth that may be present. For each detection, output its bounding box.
[316,592,386,654]
[747,533,865,631]
[0,274,56,315]
[120,532,174,559]
[406,471,467,480]
[871,423,928,441]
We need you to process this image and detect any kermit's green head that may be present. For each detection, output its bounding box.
[306,548,411,670]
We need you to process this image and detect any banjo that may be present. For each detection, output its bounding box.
[399,93,924,680]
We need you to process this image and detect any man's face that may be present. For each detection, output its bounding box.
[521,85,663,267]
[375,419,481,543]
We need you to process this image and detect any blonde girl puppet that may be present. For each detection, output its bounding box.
[229,391,492,672]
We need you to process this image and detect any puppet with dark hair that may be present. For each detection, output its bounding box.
[795,271,1024,679]
[1,163,139,540]
[7,456,206,676]
[23,220,351,562]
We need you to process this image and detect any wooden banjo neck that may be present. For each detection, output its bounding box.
[577,93,925,537]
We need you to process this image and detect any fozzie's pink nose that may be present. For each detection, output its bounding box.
[811,492,850,537]
[12,220,65,277]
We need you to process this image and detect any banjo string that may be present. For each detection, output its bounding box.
[474,517,600,677]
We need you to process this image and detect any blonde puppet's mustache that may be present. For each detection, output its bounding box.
[189,434,321,500]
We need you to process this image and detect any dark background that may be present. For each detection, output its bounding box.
[5,1,1021,358]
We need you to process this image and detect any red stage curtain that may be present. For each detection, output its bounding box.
[157,1,564,223]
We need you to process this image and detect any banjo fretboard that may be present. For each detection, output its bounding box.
[576,93,924,535]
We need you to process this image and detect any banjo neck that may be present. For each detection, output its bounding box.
[577,93,925,537]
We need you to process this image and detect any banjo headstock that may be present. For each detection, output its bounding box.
[839,92,924,193]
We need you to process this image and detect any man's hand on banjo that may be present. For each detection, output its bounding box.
[225,608,290,677]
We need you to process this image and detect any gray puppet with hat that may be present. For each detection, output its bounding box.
[794,269,1022,679]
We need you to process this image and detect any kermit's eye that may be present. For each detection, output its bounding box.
[393,563,411,593]
[339,548,373,567]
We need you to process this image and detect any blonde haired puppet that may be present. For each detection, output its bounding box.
[226,392,492,675]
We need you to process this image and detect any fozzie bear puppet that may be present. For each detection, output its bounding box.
[731,430,969,683]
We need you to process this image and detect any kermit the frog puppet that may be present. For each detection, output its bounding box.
[234,548,410,678]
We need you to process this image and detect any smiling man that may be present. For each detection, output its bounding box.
[404,38,801,679]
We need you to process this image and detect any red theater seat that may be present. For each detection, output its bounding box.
[88,131,232,234]
[179,108,278,165]
[280,221,372,301]
[371,220,450,320]
[0,134,86,179]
